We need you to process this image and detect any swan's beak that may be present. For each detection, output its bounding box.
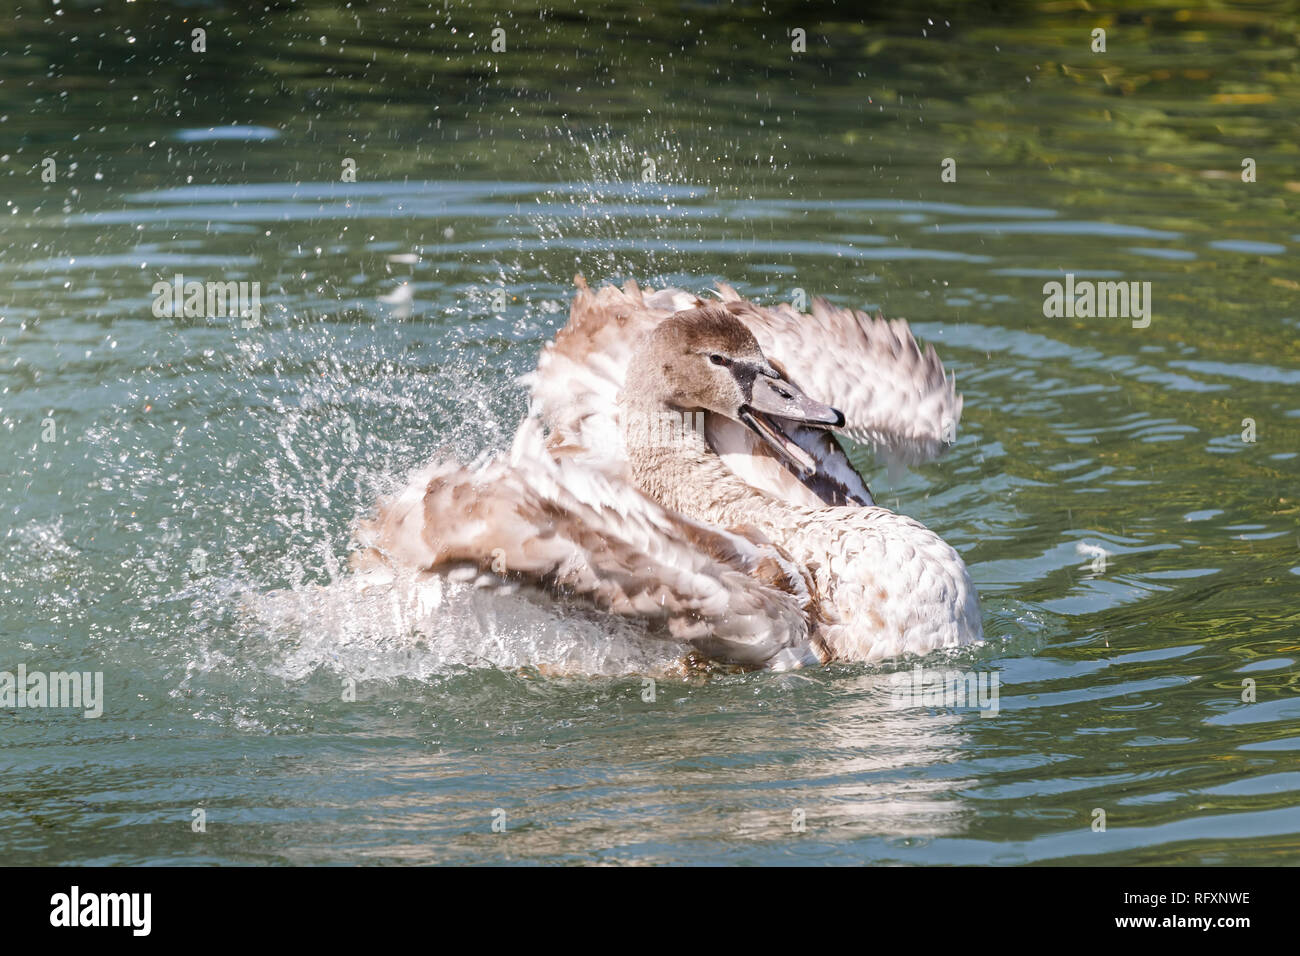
[740,374,844,477]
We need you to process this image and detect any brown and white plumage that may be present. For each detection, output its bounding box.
[349,278,981,669]
[524,278,959,507]
[353,418,824,669]
[714,283,961,468]
[520,278,690,474]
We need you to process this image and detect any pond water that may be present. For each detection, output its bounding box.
[1,1,1298,864]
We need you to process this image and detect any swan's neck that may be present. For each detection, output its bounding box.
[620,401,787,531]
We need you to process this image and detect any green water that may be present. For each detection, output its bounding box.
[1,0,1298,865]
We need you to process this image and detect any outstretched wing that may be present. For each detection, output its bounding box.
[353,421,823,669]
[522,276,697,473]
[716,285,962,468]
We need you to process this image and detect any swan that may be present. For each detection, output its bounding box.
[351,278,982,669]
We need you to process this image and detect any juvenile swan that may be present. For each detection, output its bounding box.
[353,279,982,669]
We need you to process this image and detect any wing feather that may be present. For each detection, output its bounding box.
[522,276,695,473]
[716,285,962,467]
[354,420,822,669]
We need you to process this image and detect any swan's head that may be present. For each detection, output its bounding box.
[624,306,843,474]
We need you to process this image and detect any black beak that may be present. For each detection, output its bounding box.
[739,372,844,477]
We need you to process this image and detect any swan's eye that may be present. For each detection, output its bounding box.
[709,354,728,366]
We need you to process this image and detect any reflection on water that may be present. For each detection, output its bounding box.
[1,0,1298,865]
